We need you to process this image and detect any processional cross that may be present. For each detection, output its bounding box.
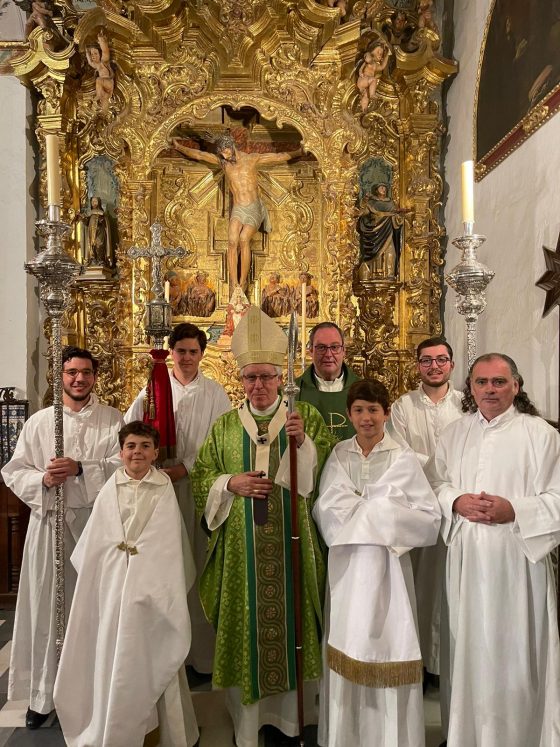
[128,219,188,346]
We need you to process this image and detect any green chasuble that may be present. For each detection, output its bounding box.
[191,400,332,706]
[296,362,360,442]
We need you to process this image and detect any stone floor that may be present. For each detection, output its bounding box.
[0,609,444,746]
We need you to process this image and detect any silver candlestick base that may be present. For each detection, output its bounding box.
[445,231,494,370]
[25,206,81,661]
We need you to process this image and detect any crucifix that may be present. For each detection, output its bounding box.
[128,219,189,461]
[128,219,188,347]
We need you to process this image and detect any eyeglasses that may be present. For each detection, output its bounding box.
[312,344,344,355]
[242,374,279,384]
[63,368,95,378]
[418,356,451,368]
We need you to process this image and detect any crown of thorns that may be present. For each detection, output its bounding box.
[215,134,236,153]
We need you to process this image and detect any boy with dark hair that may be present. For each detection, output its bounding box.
[54,421,199,747]
[313,380,440,747]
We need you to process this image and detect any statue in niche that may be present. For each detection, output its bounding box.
[184,271,216,318]
[357,184,409,280]
[261,272,290,318]
[76,196,113,268]
[356,42,391,112]
[292,272,319,319]
[171,132,302,293]
[85,30,114,114]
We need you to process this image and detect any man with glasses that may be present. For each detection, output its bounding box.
[125,322,230,677]
[387,337,462,685]
[297,321,360,441]
[428,354,560,747]
[1,346,123,729]
[191,307,331,747]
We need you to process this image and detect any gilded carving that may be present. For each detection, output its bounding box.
[16,0,456,406]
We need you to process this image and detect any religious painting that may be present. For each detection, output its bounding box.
[475,0,560,178]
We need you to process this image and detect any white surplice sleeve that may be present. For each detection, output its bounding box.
[509,419,560,563]
[313,447,440,553]
[1,417,49,515]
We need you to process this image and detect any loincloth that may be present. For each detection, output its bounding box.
[231,199,272,233]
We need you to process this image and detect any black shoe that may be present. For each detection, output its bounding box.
[186,665,213,689]
[25,707,50,729]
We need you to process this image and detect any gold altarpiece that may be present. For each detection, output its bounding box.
[9,0,456,409]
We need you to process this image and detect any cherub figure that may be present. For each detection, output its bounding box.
[13,0,60,40]
[85,30,114,114]
[417,0,437,32]
[356,42,391,112]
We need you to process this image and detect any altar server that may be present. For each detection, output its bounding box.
[1,346,123,729]
[429,353,560,747]
[313,379,440,747]
[125,322,231,674]
[54,421,199,747]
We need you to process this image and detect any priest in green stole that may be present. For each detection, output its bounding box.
[191,306,332,747]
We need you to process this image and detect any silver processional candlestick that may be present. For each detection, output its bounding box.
[445,221,495,370]
[25,202,82,661]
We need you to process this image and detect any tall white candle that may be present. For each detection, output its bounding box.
[461,160,474,224]
[254,279,260,306]
[301,281,306,369]
[164,280,170,302]
[45,134,61,207]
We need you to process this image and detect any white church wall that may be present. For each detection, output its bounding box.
[444,0,560,420]
[0,75,42,411]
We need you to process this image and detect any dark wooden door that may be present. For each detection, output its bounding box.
[0,480,29,606]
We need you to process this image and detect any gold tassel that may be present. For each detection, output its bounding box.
[327,645,423,688]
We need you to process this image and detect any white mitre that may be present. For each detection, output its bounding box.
[231,304,287,369]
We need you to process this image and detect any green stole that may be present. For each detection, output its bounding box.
[243,410,296,701]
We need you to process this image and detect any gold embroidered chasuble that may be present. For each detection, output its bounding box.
[191,400,332,705]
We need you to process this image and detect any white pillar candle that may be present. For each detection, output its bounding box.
[461,160,474,224]
[45,134,61,206]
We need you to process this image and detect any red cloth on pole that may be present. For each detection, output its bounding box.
[143,349,177,461]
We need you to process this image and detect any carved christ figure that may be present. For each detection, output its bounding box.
[172,133,301,291]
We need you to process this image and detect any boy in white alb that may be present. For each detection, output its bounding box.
[54,421,199,747]
[313,380,441,747]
